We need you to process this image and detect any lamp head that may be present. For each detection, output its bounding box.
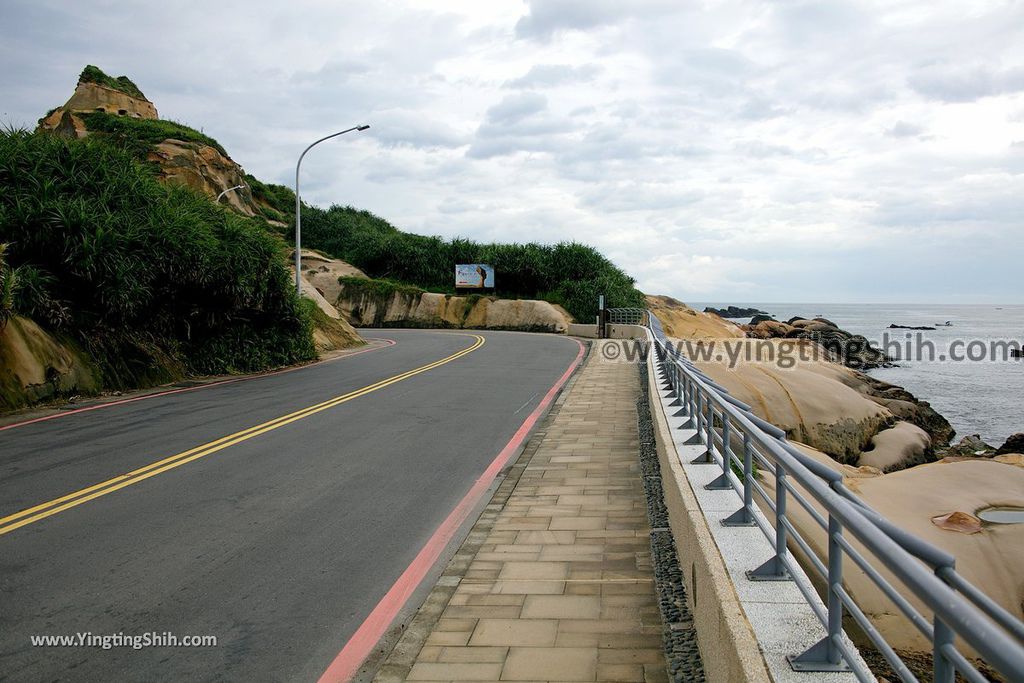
[357,124,370,131]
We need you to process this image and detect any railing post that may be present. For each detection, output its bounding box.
[789,515,850,671]
[723,433,756,526]
[933,616,955,682]
[687,390,713,463]
[748,461,791,581]
[706,414,733,490]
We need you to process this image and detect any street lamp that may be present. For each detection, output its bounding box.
[216,184,245,202]
[294,124,370,296]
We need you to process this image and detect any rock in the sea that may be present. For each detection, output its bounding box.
[940,434,996,458]
[748,320,795,339]
[704,305,769,318]
[749,313,775,325]
[888,324,937,330]
[997,433,1024,455]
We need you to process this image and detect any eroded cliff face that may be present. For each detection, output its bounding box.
[148,140,257,216]
[335,284,572,333]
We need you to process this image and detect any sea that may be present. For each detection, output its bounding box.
[691,303,1024,447]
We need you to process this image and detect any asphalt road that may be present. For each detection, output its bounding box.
[0,329,582,682]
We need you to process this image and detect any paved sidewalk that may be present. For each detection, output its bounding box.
[380,347,667,682]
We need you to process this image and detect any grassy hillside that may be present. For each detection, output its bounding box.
[299,205,645,322]
[0,128,316,387]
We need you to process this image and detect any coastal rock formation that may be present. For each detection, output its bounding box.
[888,324,936,330]
[861,421,931,471]
[691,340,894,462]
[743,315,893,370]
[996,433,1024,455]
[336,281,572,333]
[772,452,1024,653]
[703,305,769,318]
[646,295,744,339]
[679,337,951,464]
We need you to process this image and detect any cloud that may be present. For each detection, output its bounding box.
[884,121,927,138]
[505,63,602,89]
[909,64,1024,102]
[1,0,1021,303]
[514,0,677,40]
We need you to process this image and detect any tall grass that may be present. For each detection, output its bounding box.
[0,128,315,385]
[299,205,645,321]
[0,243,15,330]
[79,112,229,157]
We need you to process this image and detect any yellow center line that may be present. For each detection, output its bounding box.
[0,334,485,537]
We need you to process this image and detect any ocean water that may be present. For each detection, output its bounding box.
[691,303,1024,446]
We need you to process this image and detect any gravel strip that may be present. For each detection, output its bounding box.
[637,359,706,683]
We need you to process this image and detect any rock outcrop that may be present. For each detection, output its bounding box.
[703,305,769,318]
[743,315,893,370]
[147,140,259,216]
[335,281,572,333]
[37,66,265,218]
[0,316,99,411]
[646,295,744,339]
[996,433,1024,455]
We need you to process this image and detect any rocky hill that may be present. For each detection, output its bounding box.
[37,66,283,222]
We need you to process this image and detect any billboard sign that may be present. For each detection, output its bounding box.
[455,264,495,289]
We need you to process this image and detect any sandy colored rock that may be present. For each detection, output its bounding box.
[860,421,931,472]
[931,511,983,534]
[149,140,262,216]
[645,294,744,339]
[299,250,367,304]
[0,316,99,410]
[767,455,1024,653]
[64,81,156,119]
[748,320,795,338]
[294,267,363,353]
[686,338,893,461]
[994,453,1024,467]
[336,282,572,333]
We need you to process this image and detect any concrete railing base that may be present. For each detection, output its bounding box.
[646,352,865,683]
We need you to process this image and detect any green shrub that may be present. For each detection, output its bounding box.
[245,174,295,220]
[0,128,315,385]
[79,65,147,100]
[79,111,229,157]
[299,205,645,321]
[0,243,15,329]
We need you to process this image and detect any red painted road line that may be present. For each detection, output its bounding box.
[0,338,397,433]
[317,337,586,683]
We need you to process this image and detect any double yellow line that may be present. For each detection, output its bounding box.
[0,334,485,537]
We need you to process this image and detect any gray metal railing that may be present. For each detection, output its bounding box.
[646,313,1024,682]
[607,307,647,325]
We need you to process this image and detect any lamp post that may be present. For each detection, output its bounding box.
[294,125,370,296]
[216,184,245,202]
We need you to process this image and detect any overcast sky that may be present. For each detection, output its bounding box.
[2,0,1022,304]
